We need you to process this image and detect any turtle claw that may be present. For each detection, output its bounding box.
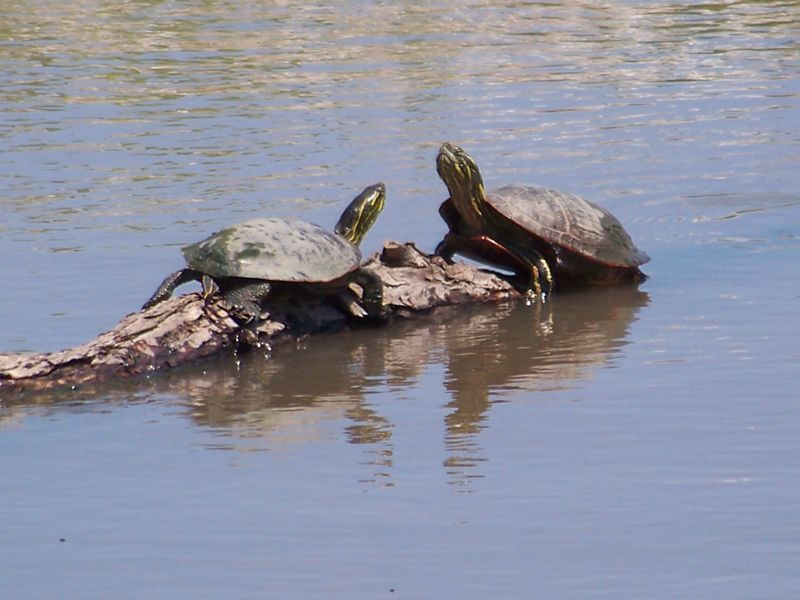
[201,274,219,299]
[343,294,369,319]
[222,282,272,325]
[228,301,272,326]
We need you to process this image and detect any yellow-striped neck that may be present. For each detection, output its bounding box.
[436,142,488,234]
[335,183,386,246]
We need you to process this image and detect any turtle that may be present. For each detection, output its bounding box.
[142,183,387,322]
[434,142,650,297]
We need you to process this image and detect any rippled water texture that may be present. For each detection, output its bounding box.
[1,1,799,598]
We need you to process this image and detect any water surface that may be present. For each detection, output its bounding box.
[1,1,799,598]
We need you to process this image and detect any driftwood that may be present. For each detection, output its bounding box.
[0,242,521,393]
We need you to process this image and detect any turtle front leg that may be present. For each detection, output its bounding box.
[347,268,387,321]
[434,232,553,300]
[142,268,203,310]
[434,233,458,264]
[223,281,272,323]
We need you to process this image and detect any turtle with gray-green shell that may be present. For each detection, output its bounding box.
[142,183,387,322]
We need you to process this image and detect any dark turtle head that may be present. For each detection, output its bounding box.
[335,182,386,246]
[436,142,488,232]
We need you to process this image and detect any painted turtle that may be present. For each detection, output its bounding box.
[142,183,387,322]
[434,142,649,297]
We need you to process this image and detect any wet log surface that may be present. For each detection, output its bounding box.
[0,242,521,393]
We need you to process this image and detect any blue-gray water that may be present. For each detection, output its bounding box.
[1,1,799,598]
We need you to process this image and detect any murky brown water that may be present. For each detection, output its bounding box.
[1,1,799,597]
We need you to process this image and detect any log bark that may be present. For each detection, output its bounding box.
[0,242,520,393]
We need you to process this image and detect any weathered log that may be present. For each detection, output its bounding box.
[0,242,521,393]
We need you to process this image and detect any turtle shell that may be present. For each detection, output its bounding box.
[182,218,361,283]
[486,185,650,268]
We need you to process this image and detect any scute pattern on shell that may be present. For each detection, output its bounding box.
[181,218,361,283]
[488,185,650,267]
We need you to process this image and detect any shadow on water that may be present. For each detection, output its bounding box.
[0,0,798,593]
[437,285,649,484]
[1,285,649,484]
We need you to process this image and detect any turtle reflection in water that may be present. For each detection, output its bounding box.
[435,142,650,298]
[142,183,387,322]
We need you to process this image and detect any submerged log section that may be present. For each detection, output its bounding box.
[0,243,520,392]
